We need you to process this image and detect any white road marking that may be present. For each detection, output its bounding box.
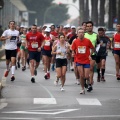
[34,98,57,104]
[3,109,79,115]
[0,118,34,120]
[76,98,102,106]
[55,115,120,118]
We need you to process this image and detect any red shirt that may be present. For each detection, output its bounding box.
[51,31,58,38]
[71,38,94,64]
[113,33,120,50]
[26,32,45,51]
[43,36,52,50]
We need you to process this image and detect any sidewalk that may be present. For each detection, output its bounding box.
[0,45,5,95]
[0,45,5,60]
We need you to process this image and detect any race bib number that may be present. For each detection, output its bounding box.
[114,42,120,48]
[10,36,17,42]
[78,46,86,54]
[45,40,50,46]
[31,42,38,48]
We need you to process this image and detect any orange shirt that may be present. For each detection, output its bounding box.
[71,38,94,64]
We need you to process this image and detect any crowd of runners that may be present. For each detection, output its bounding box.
[0,20,120,94]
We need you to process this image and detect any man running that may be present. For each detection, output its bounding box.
[96,28,111,82]
[0,21,19,81]
[71,28,95,94]
[84,21,98,92]
[26,24,45,83]
[112,23,120,80]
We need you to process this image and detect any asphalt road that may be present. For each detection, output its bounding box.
[0,51,120,120]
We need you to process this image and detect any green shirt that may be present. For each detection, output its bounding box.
[84,32,97,47]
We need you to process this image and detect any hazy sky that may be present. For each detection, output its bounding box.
[53,0,79,19]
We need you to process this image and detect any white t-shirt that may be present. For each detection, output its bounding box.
[2,29,19,50]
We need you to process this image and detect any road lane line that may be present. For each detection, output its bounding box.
[34,98,56,104]
[3,109,79,115]
[76,98,102,106]
[0,118,34,120]
[23,72,55,98]
[55,115,120,118]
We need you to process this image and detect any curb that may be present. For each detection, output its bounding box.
[0,49,5,59]
[0,75,6,96]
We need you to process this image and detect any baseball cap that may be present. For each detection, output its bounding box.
[44,27,51,32]
[71,25,76,29]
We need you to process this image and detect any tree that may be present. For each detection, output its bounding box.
[79,0,84,25]
[99,0,105,26]
[84,0,89,22]
[117,0,120,23]
[108,0,116,29]
[44,4,69,25]
[91,0,98,26]
[22,0,69,25]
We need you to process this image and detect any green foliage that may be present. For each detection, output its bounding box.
[44,4,70,25]
[22,0,69,26]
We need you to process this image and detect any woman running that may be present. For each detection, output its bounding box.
[52,33,70,91]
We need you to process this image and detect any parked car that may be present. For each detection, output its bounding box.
[105,31,116,41]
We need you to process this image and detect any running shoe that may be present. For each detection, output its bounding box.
[101,76,106,81]
[80,89,85,94]
[47,73,50,79]
[31,77,35,83]
[87,85,93,92]
[4,70,9,77]
[11,76,15,81]
[44,74,48,80]
[61,87,65,91]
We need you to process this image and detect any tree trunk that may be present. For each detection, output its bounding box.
[91,0,98,26]
[84,0,89,22]
[108,0,116,29]
[99,0,105,26]
[117,0,120,23]
[79,0,84,25]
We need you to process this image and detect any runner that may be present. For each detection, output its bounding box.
[82,22,87,31]
[20,28,28,71]
[112,23,120,80]
[0,21,19,81]
[71,28,95,94]
[41,27,53,79]
[52,33,70,91]
[84,21,98,92]
[96,28,111,82]
[26,24,45,83]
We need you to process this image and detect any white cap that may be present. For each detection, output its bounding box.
[44,27,51,32]
[71,25,76,29]
[66,24,70,28]
[20,25,24,28]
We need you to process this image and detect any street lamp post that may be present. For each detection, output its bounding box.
[43,5,56,24]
